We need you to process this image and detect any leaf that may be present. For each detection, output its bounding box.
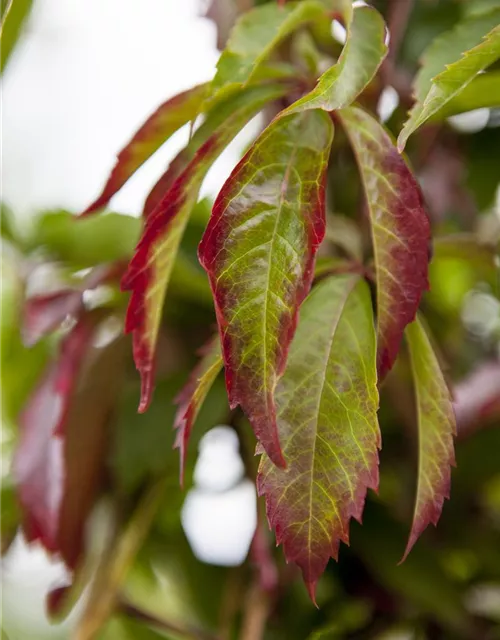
[403,316,456,561]
[32,211,141,269]
[81,84,208,216]
[0,0,33,71]
[257,275,380,600]
[209,0,326,103]
[122,83,286,413]
[12,313,123,567]
[199,109,333,467]
[174,337,223,486]
[431,71,500,120]
[142,85,290,218]
[286,5,388,113]
[398,10,500,150]
[338,106,430,379]
[22,263,123,346]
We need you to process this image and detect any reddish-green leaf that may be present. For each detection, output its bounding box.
[209,0,326,103]
[122,84,286,412]
[403,316,456,560]
[398,10,500,150]
[174,337,223,486]
[82,84,208,216]
[338,106,430,379]
[199,110,333,467]
[287,4,387,113]
[258,275,380,600]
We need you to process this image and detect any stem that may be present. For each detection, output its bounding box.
[121,601,220,640]
[380,0,414,103]
[74,479,167,640]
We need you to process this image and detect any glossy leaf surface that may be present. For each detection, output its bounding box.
[174,337,223,485]
[258,275,380,600]
[398,10,500,150]
[199,110,333,467]
[287,5,387,113]
[404,316,456,560]
[82,84,208,215]
[339,106,430,379]
[122,84,285,412]
[210,0,325,102]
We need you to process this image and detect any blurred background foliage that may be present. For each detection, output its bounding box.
[1,0,500,638]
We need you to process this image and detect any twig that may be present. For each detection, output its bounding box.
[380,0,414,103]
[240,582,271,640]
[121,601,220,640]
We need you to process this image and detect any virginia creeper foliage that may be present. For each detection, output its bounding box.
[6,0,500,630]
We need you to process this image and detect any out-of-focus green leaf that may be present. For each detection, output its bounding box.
[209,0,326,103]
[463,0,500,17]
[287,5,387,113]
[258,275,380,601]
[99,616,173,640]
[30,211,141,268]
[199,109,334,468]
[398,10,500,149]
[1,481,21,554]
[403,316,456,560]
[0,0,33,71]
[308,600,372,638]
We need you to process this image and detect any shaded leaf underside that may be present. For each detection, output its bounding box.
[403,316,456,560]
[258,275,380,600]
[199,110,333,467]
[339,106,430,379]
[122,84,286,411]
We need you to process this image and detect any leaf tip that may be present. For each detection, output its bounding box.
[306,580,319,607]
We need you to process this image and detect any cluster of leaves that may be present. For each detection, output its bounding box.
[2,0,500,638]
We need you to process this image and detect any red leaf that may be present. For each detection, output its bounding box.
[338,106,431,378]
[13,317,95,555]
[81,84,208,216]
[199,110,333,467]
[122,84,287,412]
[174,337,223,486]
[22,263,123,346]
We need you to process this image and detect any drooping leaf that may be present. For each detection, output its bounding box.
[258,275,380,600]
[431,71,500,120]
[403,316,456,560]
[209,0,326,103]
[286,5,388,113]
[174,337,223,486]
[338,106,430,379]
[12,313,122,567]
[398,10,500,150]
[199,109,333,467]
[81,84,208,216]
[122,84,286,413]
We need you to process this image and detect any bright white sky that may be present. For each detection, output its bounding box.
[2,0,260,219]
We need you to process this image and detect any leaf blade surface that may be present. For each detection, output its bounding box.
[338,106,430,378]
[199,109,333,467]
[258,275,380,599]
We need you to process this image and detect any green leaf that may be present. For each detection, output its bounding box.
[122,83,287,412]
[431,71,500,120]
[338,106,430,379]
[257,275,380,601]
[403,316,456,560]
[0,0,33,71]
[199,109,334,467]
[287,5,388,113]
[209,0,326,103]
[82,84,208,216]
[398,10,500,150]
